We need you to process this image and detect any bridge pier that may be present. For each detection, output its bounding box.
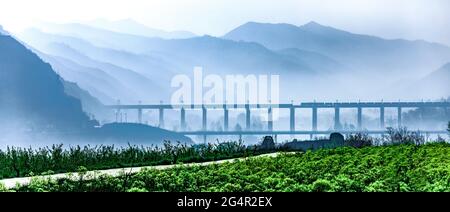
[180,107,186,131]
[159,108,164,128]
[202,106,207,131]
[245,104,251,130]
[419,107,426,122]
[223,105,229,131]
[312,107,318,131]
[380,107,385,129]
[137,109,143,124]
[116,100,122,123]
[334,106,341,130]
[397,107,402,128]
[268,107,273,131]
[290,107,295,132]
[357,107,362,130]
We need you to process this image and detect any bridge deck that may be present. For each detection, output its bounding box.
[107,101,450,109]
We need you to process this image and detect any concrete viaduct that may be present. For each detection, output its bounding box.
[106,101,450,138]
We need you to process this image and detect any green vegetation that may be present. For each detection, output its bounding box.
[0,141,270,179]
[0,128,434,181]
[1,128,449,192]
[3,142,450,192]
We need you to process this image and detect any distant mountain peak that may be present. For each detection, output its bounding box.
[84,19,196,39]
[239,21,326,29]
[225,22,300,39]
[299,21,343,33]
[303,21,321,27]
[227,21,341,37]
[242,21,261,26]
[236,21,296,28]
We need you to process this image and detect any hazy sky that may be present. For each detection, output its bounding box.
[0,0,449,45]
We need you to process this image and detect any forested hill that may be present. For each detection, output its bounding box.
[0,34,97,132]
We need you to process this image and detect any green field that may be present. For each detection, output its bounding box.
[4,142,450,192]
[0,141,269,179]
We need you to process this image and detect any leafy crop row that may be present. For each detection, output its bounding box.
[5,143,450,192]
[0,140,268,179]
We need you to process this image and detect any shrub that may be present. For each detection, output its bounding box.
[436,135,447,143]
[345,133,373,148]
[383,127,425,145]
[311,179,335,192]
[258,136,276,151]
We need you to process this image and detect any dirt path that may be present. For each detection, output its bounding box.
[1,152,292,189]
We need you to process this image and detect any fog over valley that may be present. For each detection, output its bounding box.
[1,18,449,146]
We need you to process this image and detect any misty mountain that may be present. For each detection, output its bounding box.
[36,21,193,54]
[62,80,110,122]
[141,35,317,75]
[20,22,450,102]
[84,19,197,39]
[18,29,172,102]
[34,22,156,53]
[38,53,133,104]
[224,22,450,75]
[277,48,345,73]
[0,33,193,146]
[18,27,354,102]
[42,43,165,102]
[0,34,96,131]
[137,35,359,100]
[23,24,340,75]
[412,63,450,98]
[19,28,176,79]
[421,62,450,84]
[17,42,114,123]
[15,21,450,103]
[384,62,450,100]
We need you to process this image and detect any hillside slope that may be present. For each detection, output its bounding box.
[0,34,96,131]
